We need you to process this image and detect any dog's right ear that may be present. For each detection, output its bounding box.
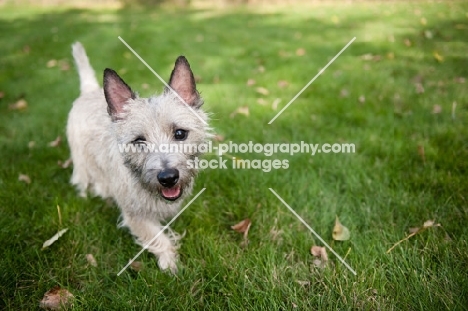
[103,68,135,120]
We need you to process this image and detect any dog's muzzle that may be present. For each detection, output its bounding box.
[158,168,182,201]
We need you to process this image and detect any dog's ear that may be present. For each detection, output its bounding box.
[167,56,200,107]
[103,68,135,120]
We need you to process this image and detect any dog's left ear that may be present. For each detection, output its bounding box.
[167,56,201,108]
[103,68,135,120]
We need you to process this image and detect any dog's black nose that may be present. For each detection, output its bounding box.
[157,169,179,188]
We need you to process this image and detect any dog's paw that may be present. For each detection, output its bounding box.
[157,252,178,274]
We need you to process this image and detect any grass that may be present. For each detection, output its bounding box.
[1,1,468,309]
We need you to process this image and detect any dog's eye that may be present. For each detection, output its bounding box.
[133,136,146,144]
[174,129,187,141]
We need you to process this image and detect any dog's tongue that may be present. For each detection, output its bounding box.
[162,186,181,199]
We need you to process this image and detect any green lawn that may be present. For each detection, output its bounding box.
[1,1,468,309]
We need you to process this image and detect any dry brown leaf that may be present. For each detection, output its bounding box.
[0,91,4,98]
[296,48,306,56]
[213,134,225,142]
[86,254,97,267]
[277,80,289,88]
[332,216,350,241]
[39,286,74,310]
[48,136,62,147]
[358,95,366,103]
[311,245,328,268]
[257,98,267,106]
[231,218,251,234]
[42,229,68,249]
[58,158,72,169]
[246,79,256,86]
[59,60,70,71]
[417,144,425,163]
[454,77,465,84]
[404,39,412,47]
[130,261,143,272]
[340,89,349,98]
[18,174,31,184]
[255,87,269,96]
[432,105,442,114]
[9,98,28,110]
[230,106,249,118]
[272,98,281,111]
[47,59,57,68]
[408,227,420,234]
[415,83,425,94]
[387,220,441,253]
[433,51,444,63]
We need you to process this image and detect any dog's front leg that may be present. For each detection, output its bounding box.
[121,214,179,273]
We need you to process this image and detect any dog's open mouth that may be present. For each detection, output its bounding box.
[160,185,182,201]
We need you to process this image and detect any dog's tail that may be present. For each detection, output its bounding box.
[72,42,100,94]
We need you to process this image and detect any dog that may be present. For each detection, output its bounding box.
[67,42,210,273]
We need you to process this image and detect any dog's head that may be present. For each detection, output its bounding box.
[103,57,210,202]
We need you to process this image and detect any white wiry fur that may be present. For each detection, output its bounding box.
[67,42,210,273]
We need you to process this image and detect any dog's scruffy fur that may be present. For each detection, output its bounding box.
[67,42,210,273]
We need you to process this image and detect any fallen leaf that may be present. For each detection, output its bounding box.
[295,48,306,56]
[332,216,350,241]
[311,245,328,268]
[213,134,225,142]
[423,220,438,228]
[387,220,441,253]
[42,228,68,249]
[18,174,31,184]
[47,59,57,68]
[58,158,72,169]
[231,218,251,234]
[0,91,4,98]
[433,51,444,62]
[277,80,289,88]
[246,79,256,86]
[424,30,433,39]
[48,136,62,147]
[454,77,465,84]
[358,95,366,103]
[417,144,426,163]
[257,66,265,73]
[404,39,412,47]
[59,60,70,71]
[9,98,28,110]
[415,83,425,94]
[130,261,143,272]
[230,106,249,118]
[28,141,36,149]
[272,98,281,111]
[86,254,97,267]
[257,98,267,106]
[340,89,349,98]
[432,104,442,114]
[255,87,269,96]
[39,286,74,310]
